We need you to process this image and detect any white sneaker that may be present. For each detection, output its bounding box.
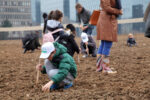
[82,55,87,58]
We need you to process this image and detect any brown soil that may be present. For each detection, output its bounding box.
[0,34,150,100]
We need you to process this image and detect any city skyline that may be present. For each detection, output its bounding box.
[0,0,149,26]
[0,0,31,27]
[40,0,149,22]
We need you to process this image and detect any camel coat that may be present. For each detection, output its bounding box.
[97,0,122,42]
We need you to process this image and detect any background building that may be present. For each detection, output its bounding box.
[63,0,70,19]
[0,0,32,27]
[132,4,145,33]
[40,0,63,23]
[31,0,41,25]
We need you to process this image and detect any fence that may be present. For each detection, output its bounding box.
[0,0,149,40]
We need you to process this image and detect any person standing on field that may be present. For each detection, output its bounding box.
[96,0,123,73]
[75,3,94,35]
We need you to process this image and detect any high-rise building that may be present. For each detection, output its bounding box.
[63,0,70,19]
[132,4,144,18]
[118,0,149,34]
[132,4,145,32]
[121,0,149,19]
[31,0,41,25]
[0,0,32,27]
[40,0,63,23]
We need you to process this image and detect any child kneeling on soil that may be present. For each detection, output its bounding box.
[80,32,97,58]
[127,33,136,47]
[36,42,77,92]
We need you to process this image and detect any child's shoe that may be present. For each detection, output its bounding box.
[64,83,73,89]
[82,54,88,58]
[50,84,59,91]
[101,58,117,74]
[50,83,73,91]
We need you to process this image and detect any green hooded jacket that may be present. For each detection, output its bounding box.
[42,42,77,84]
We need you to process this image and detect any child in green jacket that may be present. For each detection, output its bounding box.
[36,42,77,92]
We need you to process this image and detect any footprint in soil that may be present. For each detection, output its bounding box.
[136,57,143,59]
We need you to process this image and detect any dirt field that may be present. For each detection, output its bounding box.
[0,34,150,100]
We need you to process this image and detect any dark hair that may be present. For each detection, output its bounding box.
[53,10,63,21]
[43,13,48,33]
[76,3,82,9]
[48,10,63,21]
[66,24,76,35]
[48,11,54,20]
[43,13,48,19]
[66,24,75,32]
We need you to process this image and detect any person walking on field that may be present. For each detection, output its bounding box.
[96,0,123,73]
[76,3,94,35]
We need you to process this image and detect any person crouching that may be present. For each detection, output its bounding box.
[80,32,97,58]
[36,42,77,92]
[127,33,136,47]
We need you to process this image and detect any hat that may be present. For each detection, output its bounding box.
[81,32,88,43]
[40,42,55,59]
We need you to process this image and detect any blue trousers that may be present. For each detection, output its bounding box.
[98,40,113,56]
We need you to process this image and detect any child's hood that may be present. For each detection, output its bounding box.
[47,20,61,29]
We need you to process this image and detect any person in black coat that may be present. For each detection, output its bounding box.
[144,3,150,38]
[64,24,80,56]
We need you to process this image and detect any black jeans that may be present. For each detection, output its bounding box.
[82,44,97,57]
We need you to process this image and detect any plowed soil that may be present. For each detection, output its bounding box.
[0,34,150,100]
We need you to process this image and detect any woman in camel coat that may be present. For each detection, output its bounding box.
[96,0,122,73]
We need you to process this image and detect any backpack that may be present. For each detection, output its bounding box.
[43,29,63,44]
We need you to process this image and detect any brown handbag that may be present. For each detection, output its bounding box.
[89,10,101,26]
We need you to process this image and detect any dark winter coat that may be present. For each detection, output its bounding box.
[77,8,91,25]
[46,20,79,56]
[58,34,80,57]
[127,38,136,45]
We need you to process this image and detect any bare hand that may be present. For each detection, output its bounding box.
[36,64,43,71]
[42,81,54,92]
[82,26,88,31]
[85,42,88,45]
[120,10,123,15]
[86,48,89,54]
[80,25,83,30]
[80,25,88,31]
